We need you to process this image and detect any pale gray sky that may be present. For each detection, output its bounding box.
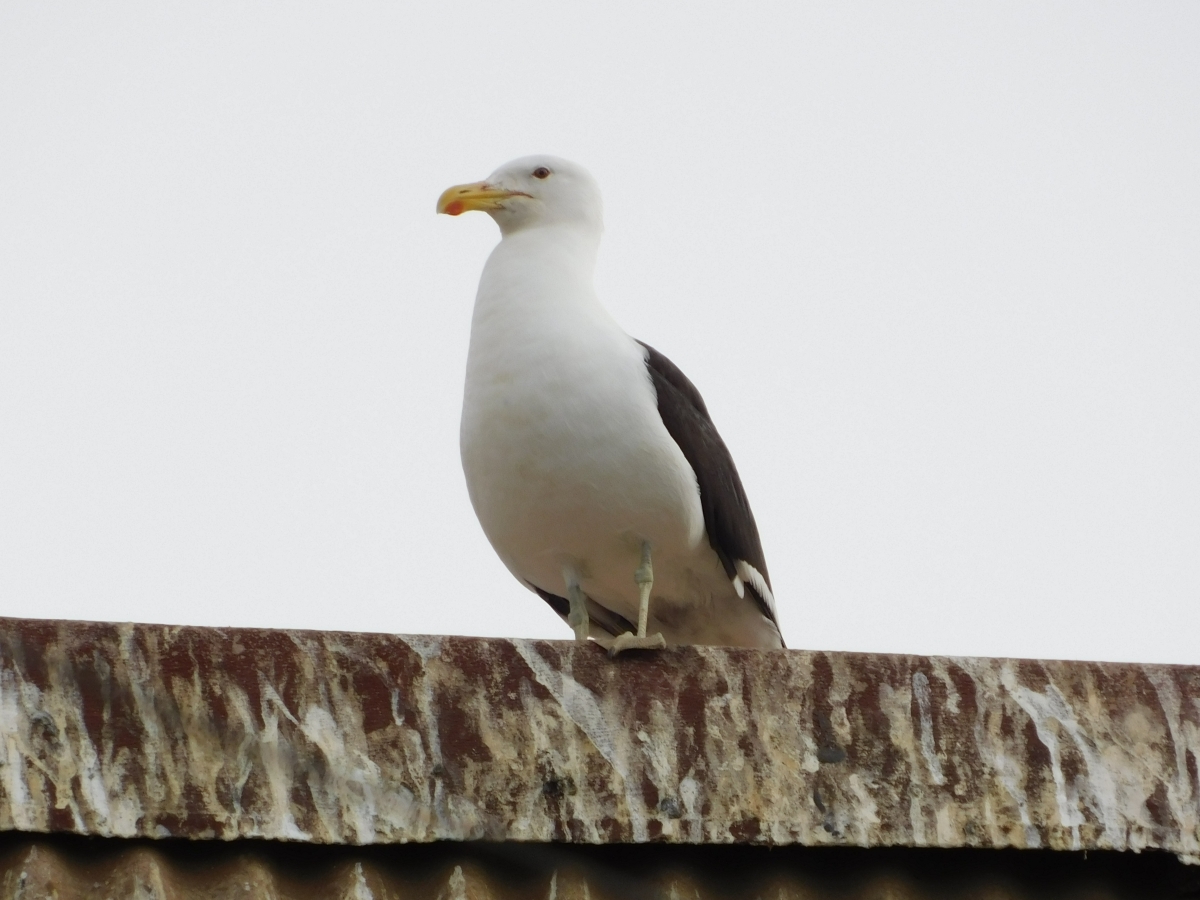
[1,3,1197,663]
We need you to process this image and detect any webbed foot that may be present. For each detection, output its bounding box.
[608,631,666,656]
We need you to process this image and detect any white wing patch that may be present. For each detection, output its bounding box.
[734,559,777,619]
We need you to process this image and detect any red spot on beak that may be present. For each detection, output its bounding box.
[445,200,464,216]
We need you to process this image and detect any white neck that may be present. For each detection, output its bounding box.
[475,224,604,321]
[464,221,632,399]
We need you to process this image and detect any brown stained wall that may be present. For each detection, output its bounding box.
[0,618,1197,862]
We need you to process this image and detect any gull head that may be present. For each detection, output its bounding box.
[437,155,603,236]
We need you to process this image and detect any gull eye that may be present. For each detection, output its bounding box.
[532,167,551,179]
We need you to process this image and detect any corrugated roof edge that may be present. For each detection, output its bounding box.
[0,617,1197,863]
[2,833,1198,899]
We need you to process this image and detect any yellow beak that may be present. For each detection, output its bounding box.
[436,181,529,216]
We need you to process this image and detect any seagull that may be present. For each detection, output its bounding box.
[438,156,783,653]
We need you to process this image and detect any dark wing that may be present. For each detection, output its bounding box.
[532,585,636,638]
[637,340,779,628]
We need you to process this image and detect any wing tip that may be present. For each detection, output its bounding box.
[734,559,777,618]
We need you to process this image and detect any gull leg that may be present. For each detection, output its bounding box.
[610,542,667,656]
[564,569,589,643]
[635,542,654,638]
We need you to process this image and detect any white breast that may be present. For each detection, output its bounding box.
[459,227,707,625]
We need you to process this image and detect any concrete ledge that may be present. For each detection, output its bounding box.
[0,618,1197,860]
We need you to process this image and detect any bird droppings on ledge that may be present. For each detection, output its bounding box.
[0,617,1197,863]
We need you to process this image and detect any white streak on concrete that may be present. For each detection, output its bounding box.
[913,672,946,786]
[1146,668,1200,859]
[301,705,378,844]
[405,636,453,839]
[679,773,703,842]
[514,644,622,775]
[514,641,647,842]
[966,664,1040,848]
[847,774,880,832]
[0,670,32,831]
[909,793,927,845]
[258,684,311,842]
[1003,669,1125,849]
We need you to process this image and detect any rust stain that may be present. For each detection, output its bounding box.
[0,618,1197,864]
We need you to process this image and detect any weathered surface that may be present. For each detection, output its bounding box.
[0,618,1197,862]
